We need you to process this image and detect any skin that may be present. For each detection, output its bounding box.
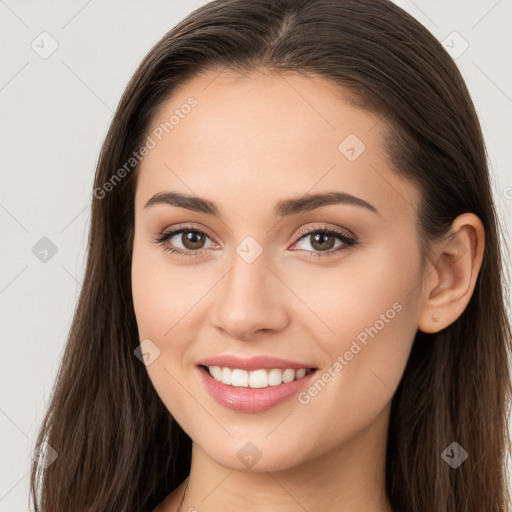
[130,69,485,512]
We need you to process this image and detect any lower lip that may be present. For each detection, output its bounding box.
[197,366,318,413]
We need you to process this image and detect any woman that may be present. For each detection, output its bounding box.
[30,0,511,511]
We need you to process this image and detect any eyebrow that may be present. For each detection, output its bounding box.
[143,191,380,217]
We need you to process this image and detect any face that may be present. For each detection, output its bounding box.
[131,69,425,472]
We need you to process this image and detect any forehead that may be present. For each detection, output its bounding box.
[134,69,419,221]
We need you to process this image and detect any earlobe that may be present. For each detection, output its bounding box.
[417,213,485,334]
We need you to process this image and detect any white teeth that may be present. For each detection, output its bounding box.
[249,369,268,388]
[282,369,295,383]
[296,368,306,379]
[231,369,249,387]
[210,366,222,381]
[268,368,282,386]
[221,367,232,385]
[206,366,311,388]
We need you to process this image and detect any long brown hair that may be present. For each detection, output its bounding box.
[30,0,511,510]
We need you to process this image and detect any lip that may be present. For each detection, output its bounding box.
[197,365,319,413]
[196,354,316,371]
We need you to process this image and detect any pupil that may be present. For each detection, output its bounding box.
[312,233,334,251]
[184,231,204,249]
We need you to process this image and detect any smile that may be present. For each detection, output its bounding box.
[197,363,318,413]
[203,365,314,388]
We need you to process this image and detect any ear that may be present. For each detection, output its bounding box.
[417,213,485,334]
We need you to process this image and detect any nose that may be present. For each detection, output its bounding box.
[211,252,289,340]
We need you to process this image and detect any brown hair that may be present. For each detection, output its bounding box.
[30,0,511,510]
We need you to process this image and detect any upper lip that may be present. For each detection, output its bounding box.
[197,354,317,371]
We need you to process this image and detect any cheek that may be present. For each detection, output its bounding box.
[131,242,199,420]
[291,239,420,342]
[295,242,422,429]
[131,239,214,393]
[131,238,196,339]
[131,242,165,337]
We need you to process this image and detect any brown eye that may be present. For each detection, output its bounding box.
[293,227,356,255]
[180,231,207,250]
[153,226,216,256]
[309,232,337,251]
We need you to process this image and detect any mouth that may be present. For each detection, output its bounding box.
[199,364,317,388]
[197,364,319,413]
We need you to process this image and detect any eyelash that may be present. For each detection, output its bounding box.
[152,224,358,259]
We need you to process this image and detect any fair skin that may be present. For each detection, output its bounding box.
[130,69,484,512]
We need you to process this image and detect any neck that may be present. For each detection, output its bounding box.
[179,404,393,512]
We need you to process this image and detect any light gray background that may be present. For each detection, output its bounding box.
[1,1,511,510]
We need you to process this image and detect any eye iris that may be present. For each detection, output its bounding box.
[310,232,335,251]
[182,231,205,250]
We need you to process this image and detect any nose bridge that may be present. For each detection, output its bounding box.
[213,246,288,338]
